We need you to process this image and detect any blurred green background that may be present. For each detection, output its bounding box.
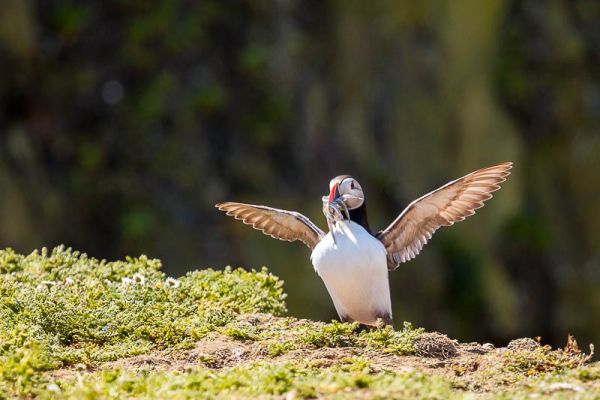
[0,0,598,348]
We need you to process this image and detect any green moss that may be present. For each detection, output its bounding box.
[0,339,57,397]
[35,360,455,400]
[298,321,424,355]
[491,364,600,399]
[503,345,588,376]
[222,322,259,341]
[577,365,600,382]
[304,321,359,348]
[266,341,295,357]
[0,246,286,397]
[360,322,425,355]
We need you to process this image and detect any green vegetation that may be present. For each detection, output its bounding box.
[1,247,598,399]
[36,360,455,400]
[0,246,285,396]
[504,344,593,377]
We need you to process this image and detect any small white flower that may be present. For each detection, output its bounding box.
[165,277,180,288]
[36,280,56,291]
[64,277,75,286]
[46,383,61,392]
[121,277,134,288]
[132,273,146,285]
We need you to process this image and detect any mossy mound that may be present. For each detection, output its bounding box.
[0,246,285,396]
[1,247,598,399]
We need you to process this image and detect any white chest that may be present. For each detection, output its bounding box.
[310,221,391,325]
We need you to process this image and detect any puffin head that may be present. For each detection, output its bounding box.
[322,175,371,239]
[327,175,365,211]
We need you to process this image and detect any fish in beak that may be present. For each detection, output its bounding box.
[327,183,341,245]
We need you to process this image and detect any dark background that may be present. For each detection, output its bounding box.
[0,0,598,348]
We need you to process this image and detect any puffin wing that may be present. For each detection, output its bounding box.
[376,162,512,270]
[215,202,325,250]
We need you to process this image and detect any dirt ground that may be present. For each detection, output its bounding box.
[49,315,598,395]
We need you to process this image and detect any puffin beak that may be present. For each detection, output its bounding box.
[328,184,341,204]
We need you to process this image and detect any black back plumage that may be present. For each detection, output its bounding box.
[349,202,372,234]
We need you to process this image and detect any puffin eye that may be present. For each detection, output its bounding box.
[350,181,355,189]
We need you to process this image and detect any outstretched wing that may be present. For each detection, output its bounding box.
[215,202,325,250]
[377,162,512,270]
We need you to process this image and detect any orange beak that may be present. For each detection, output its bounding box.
[328,183,340,204]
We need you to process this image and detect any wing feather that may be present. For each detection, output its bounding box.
[215,202,325,250]
[377,162,512,270]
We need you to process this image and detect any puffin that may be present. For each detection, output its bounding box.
[216,162,512,327]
